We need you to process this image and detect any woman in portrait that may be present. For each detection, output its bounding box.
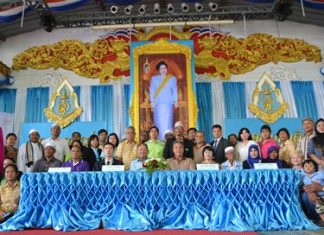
[150,61,178,140]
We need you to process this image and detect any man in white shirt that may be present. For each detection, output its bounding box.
[17,129,44,172]
[42,123,70,162]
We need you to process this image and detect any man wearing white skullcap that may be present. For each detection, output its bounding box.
[163,121,194,159]
[17,129,44,172]
[33,142,62,172]
[220,146,242,170]
[42,123,70,162]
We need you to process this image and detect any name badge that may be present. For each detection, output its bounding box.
[48,167,71,173]
[102,165,125,172]
[254,163,278,170]
[196,164,220,170]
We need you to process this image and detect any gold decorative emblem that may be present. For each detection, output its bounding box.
[248,73,288,124]
[44,78,83,128]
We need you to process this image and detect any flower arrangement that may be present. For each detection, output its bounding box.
[143,158,169,174]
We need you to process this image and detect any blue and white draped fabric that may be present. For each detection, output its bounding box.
[124,84,131,128]
[91,85,114,133]
[211,81,225,129]
[0,170,317,232]
[0,88,16,113]
[291,81,318,120]
[80,86,92,122]
[312,81,324,118]
[223,82,246,119]
[280,80,298,118]
[196,83,213,142]
[25,87,49,123]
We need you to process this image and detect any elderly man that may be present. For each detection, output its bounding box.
[33,143,62,172]
[130,143,149,171]
[166,141,196,170]
[17,129,44,172]
[163,121,194,159]
[221,146,242,170]
[42,123,70,162]
[115,126,137,171]
[297,117,315,160]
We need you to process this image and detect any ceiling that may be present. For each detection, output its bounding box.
[0,0,323,41]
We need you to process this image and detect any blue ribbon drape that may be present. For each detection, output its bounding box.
[0,170,317,232]
[223,82,247,119]
[291,81,318,120]
[0,88,17,113]
[196,83,213,142]
[124,84,131,128]
[91,85,114,133]
[25,87,49,122]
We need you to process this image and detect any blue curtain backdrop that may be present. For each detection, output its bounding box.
[25,87,49,123]
[291,81,318,120]
[196,83,213,142]
[0,88,16,113]
[91,85,114,133]
[223,82,247,119]
[124,84,131,128]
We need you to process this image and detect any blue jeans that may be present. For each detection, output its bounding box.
[301,191,320,220]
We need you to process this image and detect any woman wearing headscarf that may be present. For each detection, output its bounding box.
[262,145,289,169]
[243,144,262,169]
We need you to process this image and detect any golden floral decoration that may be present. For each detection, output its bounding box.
[12,28,321,81]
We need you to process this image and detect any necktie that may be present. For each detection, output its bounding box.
[213,139,218,150]
[107,161,110,165]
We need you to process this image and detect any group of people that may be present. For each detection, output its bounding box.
[1,117,324,225]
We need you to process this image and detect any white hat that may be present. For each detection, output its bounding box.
[224,146,235,153]
[29,129,39,135]
[174,121,183,129]
[164,129,173,135]
[51,123,60,128]
[44,142,56,149]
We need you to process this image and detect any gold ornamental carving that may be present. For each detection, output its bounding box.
[12,29,321,81]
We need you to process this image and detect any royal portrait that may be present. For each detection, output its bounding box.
[131,39,198,141]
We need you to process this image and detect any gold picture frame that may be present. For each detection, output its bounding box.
[131,39,198,141]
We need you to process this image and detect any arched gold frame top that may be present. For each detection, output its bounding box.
[131,39,199,141]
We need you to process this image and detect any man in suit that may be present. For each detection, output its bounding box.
[93,143,123,171]
[210,124,229,164]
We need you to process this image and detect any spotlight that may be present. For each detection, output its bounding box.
[110,5,119,14]
[40,12,56,33]
[195,3,203,12]
[167,3,174,13]
[153,3,160,14]
[124,5,133,15]
[209,2,218,11]
[138,4,146,15]
[181,3,189,13]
